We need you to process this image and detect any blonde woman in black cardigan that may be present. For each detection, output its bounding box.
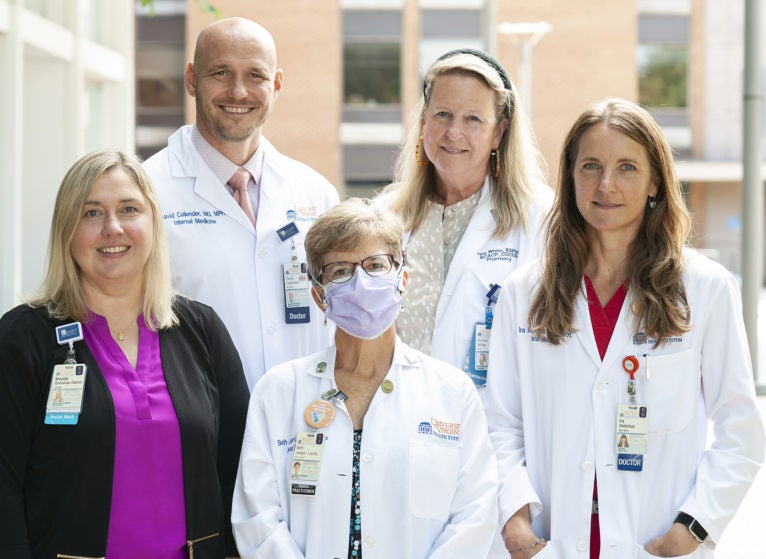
[0,150,248,559]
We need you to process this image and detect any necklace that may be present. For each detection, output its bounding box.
[105,313,137,343]
[109,323,130,342]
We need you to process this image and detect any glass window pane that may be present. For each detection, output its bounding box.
[344,43,401,105]
[136,47,185,108]
[638,44,687,108]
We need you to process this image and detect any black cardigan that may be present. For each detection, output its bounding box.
[0,298,249,559]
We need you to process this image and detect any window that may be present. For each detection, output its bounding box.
[637,12,690,154]
[342,10,401,107]
[638,44,687,108]
[638,13,688,109]
[135,11,186,159]
[344,43,401,105]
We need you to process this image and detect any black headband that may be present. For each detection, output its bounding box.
[423,48,514,118]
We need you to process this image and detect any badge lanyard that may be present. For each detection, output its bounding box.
[46,322,88,425]
[615,355,649,471]
[293,363,349,496]
[463,284,501,387]
[278,221,311,325]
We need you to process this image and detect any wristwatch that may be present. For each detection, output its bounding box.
[674,512,708,543]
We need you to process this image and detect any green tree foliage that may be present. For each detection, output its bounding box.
[639,46,687,108]
[140,0,220,18]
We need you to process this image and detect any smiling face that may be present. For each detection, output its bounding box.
[186,19,282,155]
[71,168,154,299]
[421,73,507,195]
[573,123,658,243]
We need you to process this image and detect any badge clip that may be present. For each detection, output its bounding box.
[484,284,501,329]
[622,355,639,404]
[56,322,83,364]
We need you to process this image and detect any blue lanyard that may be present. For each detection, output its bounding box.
[485,284,501,329]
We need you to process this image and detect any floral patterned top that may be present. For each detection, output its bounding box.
[396,189,482,353]
[348,429,363,558]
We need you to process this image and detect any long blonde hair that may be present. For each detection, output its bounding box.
[383,50,548,238]
[28,149,178,329]
[529,98,691,345]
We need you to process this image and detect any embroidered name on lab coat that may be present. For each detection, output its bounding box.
[476,248,520,262]
[162,209,224,225]
[417,418,461,442]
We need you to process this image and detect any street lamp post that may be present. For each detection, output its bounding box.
[497,21,552,116]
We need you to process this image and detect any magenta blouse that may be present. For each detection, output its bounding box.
[83,313,186,559]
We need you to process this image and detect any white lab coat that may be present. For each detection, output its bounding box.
[484,250,765,559]
[143,125,339,389]
[378,179,552,374]
[232,338,499,559]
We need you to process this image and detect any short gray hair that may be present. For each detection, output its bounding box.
[304,198,403,282]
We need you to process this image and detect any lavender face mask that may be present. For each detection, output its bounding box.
[323,268,403,339]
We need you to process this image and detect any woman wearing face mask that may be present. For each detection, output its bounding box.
[231,198,498,559]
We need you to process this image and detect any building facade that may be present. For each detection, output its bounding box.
[135,0,765,278]
[0,0,135,312]
[137,0,637,200]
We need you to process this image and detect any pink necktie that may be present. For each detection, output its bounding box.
[228,167,256,225]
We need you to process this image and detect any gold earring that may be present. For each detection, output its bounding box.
[490,148,500,178]
[416,135,430,167]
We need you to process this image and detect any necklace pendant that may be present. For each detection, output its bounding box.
[115,332,125,341]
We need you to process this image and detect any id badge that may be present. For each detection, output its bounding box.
[283,262,311,324]
[463,322,491,387]
[45,363,87,425]
[615,403,648,471]
[290,431,326,496]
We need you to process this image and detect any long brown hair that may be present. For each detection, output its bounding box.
[529,98,691,345]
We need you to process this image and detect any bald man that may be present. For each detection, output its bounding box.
[144,18,338,393]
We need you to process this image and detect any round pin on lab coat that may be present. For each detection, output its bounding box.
[381,379,394,394]
[304,400,335,428]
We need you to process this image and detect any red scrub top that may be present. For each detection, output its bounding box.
[584,276,629,559]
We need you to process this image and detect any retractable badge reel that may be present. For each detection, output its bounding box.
[615,355,649,471]
[46,322,88,425]
[278,222,311,324]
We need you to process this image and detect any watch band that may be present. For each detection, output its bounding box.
[674,512,708,543]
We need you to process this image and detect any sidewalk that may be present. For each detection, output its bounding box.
[714,396,766,559]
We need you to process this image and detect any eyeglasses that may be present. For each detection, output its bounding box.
[320,254,399,284]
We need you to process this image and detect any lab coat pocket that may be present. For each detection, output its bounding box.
[641,349,696,434]
[636,543,697,558]
[408,442,459,521]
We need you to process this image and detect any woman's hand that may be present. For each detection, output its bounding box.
[502,506,547,558]
[644,522,700,557]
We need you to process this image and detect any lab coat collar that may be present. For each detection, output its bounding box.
[258,137,287,206]
[399,177,493,252]
[166,126,198,178]
[432,177,500,326]
[166,126,255,232]
[441,177,495,290]
[573,280,636,372]
[302,337,420,381]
